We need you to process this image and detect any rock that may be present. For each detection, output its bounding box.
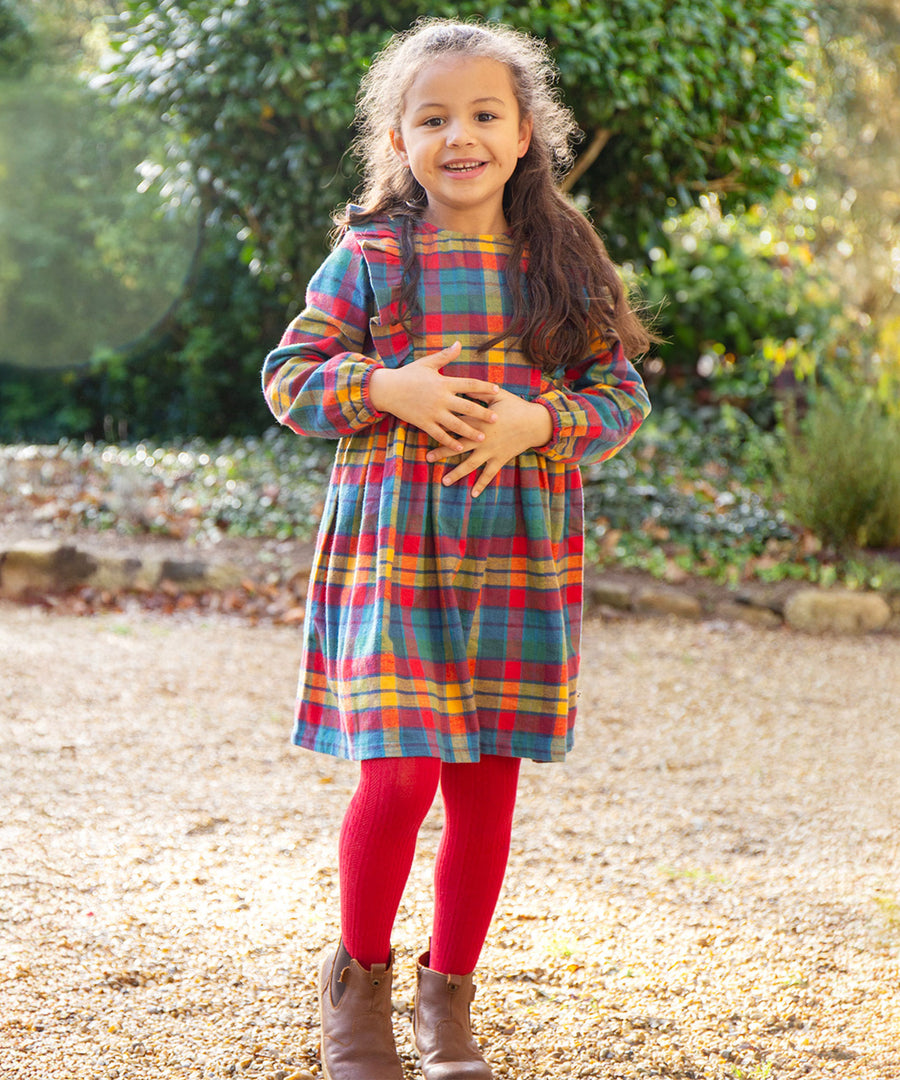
[87,555,144,591]
[205,563,245,591]
[717,602,783,629]
[130,559,164,590]
[160,558,210,590]
[784,589,891,634]
[158,558,243,593]
[0,541,244,598]
[587,578,634,611]
[732,585,791,617]
[0,542,97,597]
[662,560,690,585]
[634,586,703,619]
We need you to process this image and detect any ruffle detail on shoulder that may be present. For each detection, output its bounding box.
[345,212,403,258]
[344,215,411,364]
[346,216,407,343]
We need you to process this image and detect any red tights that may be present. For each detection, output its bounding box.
[338,755,520,976]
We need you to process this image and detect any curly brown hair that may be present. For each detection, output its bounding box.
[337,18,653,370]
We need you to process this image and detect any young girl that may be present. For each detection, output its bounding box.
[262,18,652,1080]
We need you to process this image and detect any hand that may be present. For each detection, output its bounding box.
[426,388,554,497]
[368,342,500,452]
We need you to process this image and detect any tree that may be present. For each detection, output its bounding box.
[806,1,900,322]
[0,0,36,73]
[0,0,197,369]
[104,0,814,293]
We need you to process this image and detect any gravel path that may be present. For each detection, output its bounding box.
[2,604,899,1079]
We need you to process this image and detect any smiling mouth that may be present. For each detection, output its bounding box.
[443,161,487,173]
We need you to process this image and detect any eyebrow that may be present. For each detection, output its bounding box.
[411,96,507,111]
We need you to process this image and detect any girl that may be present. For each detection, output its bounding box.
[262,18,652,1080]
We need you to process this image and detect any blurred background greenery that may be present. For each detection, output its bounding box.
[1,0,899,580]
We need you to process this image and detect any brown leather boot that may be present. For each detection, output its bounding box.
[413,953,493,1080]
[318,943,404,1080]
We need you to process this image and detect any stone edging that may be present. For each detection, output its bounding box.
[1,540,898,635]
[587,576,899,635]
[0,540,244,599]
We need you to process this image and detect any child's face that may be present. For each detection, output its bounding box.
[390,55,533,235]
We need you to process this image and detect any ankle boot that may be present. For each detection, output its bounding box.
[413,952,493,1080]
[318,943,404,1080]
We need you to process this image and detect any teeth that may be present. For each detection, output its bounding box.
[445,163,483,172]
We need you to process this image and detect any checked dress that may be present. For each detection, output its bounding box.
[262,216,651,763]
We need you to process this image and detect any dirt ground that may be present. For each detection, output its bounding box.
[2,600,899,1080]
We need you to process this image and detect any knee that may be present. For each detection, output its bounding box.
[357,756,442,827]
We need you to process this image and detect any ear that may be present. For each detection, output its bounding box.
[389,129,409,165]
[517,114,533,159]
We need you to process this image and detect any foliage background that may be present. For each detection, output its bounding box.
[2,0,817,441]
[1,0,899,569]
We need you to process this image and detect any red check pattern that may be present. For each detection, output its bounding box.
[262,218,651,762]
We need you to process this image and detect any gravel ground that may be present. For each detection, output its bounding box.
[2,604,899,1080]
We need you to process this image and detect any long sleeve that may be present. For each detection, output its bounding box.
[533,333,651,466]
[261,233,385,438]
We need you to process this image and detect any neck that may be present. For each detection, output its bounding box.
[423,204,509,235]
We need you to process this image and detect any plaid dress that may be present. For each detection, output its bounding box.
[262,217,650,763]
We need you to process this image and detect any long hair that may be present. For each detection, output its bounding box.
[338,18,653,371]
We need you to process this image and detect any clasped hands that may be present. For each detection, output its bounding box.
[368,341,553,498]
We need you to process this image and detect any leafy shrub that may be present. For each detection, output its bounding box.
[83,228,288,441]
[581,403,792,575]
[0,229,288,444]
[0,363,95,442]
[872,315,900,418]
[638,197,859,425]
[0,72,197,371]
[782,389,900,550]
[0,0,35,75]
[105,0,813,285]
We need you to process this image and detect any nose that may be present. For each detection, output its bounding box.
[445,118,476,147]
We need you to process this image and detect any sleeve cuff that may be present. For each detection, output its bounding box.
[357,361,387,425]
[533,391,567,459]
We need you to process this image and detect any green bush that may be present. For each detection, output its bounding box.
[0,70,198,371]
[0,229,287,443]
[81,229,288,441]
[783,389,900,551]
[581,404,791,573]
[0,0,34,75]
[106,0,813,284]
[0,363,94,442]
[637,197,857,425]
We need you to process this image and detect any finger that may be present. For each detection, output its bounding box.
[425,423,466,453]
[441,453,485,487]
[443,417,488,443]
[427,438,477,464]
[431,405,495,456]
[471,460,503,498]
[446,377,501,398]
[441,406,493,440]
[462,388,505,406]
[419,340,462,369]
[449,378,505,399]
[433,435,465,453]
[452,398,498,424]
